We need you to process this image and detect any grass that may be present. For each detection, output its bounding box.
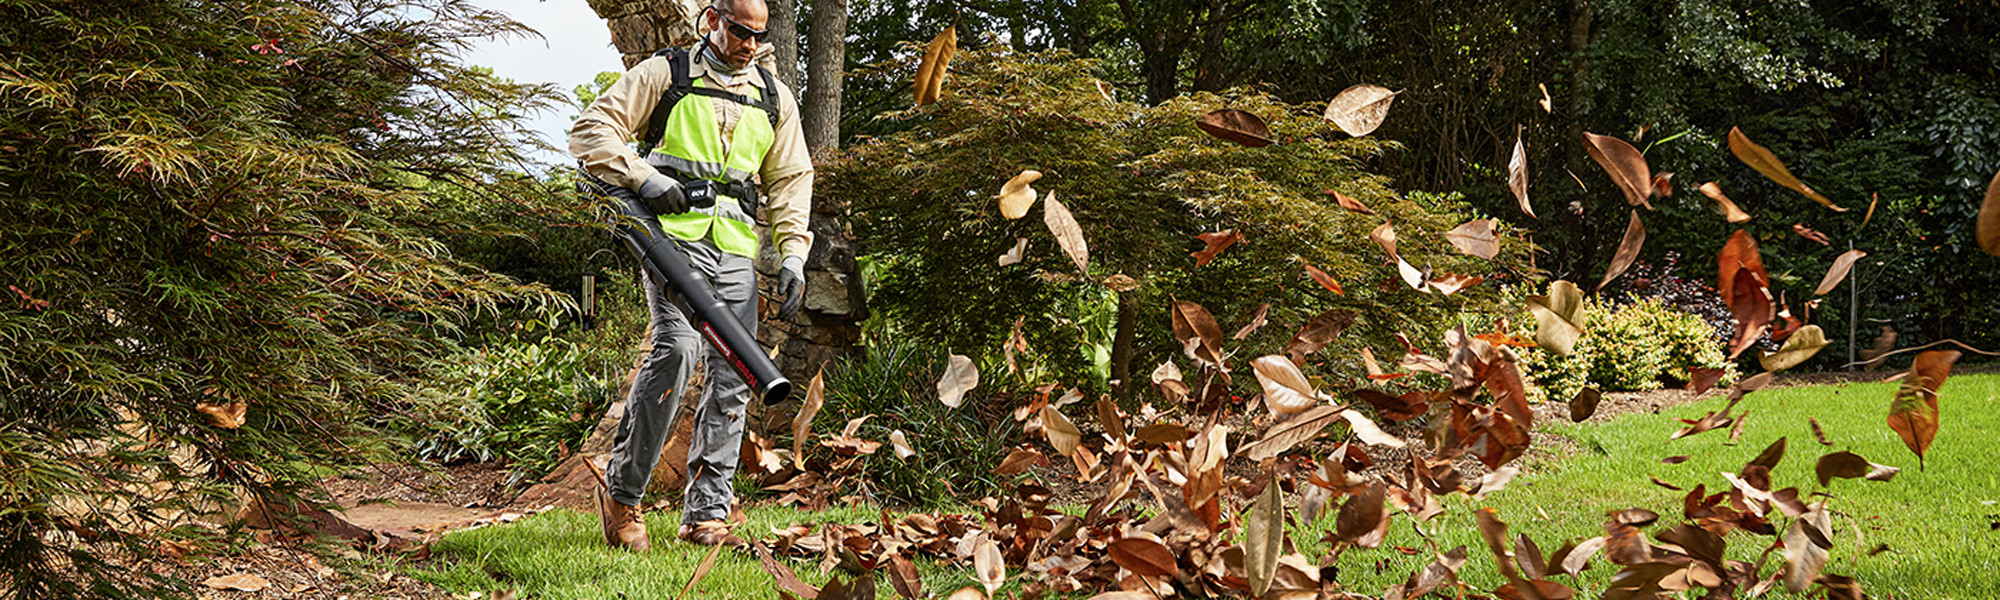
[409,373,2000,599]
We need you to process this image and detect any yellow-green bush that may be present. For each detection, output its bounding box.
[1520,298,1735,403]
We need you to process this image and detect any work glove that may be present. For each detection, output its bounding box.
[638,173,689,215]
[777,257,806,320]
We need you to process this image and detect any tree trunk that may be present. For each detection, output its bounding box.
[802,0,846,150]
[769,0,801,89]
[1110,291,1137,401]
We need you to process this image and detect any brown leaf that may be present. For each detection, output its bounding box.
[202,574,269,592]
[1234,303,1272,340]
[1474,508,1517,578]
[1196,109,1275,147]
[1340,408,1407,448]
[888,430,916,460]
[1717,230,1769,306]
[946,588,986,600]
[1042,192,1089,274]
[196,401,247,429]
[1581,131,1655,210]
[681,538,726,598]
[996,238,1027,267]
[1303,264,1346,296]
[1134,423,1190,446]
[973,533,1004,596]
[1445,219,1501,260]
[1688,368,1725,395]
[1335,481,1387,546]
[1728,126,1845,211]
[889,553,924,600]
[1726,268,1775,360]
[1354,389,1428,422]
[1569,387,1602,423]
[1193,229,1243,267]
[757,544,822,598]
[1864,192,1882,229]
[1242,405,1342,461]
[1108,535,1180,578]
[1888,349,1961,468]
[1284,309,1356,360]
[994,447,1046,475]
[995,170,1040,220]
[1324,84,1399,137]
[1246,476,1285,596]
[1814,250,1868,296]
[1041,405,1082,458]
[1369,221,1398,258]
[1510,133,1534,218]
[1597,210,1646,291]
[1472,467,1521,500]
[1782,503,1833,592]
[793,368,825,468]
[913,26,956,105]
[1326,189,1376,214]
[1652,172,1675,197]
[1980,170,2000,256]
[1647,474,1681,491]
[1697,182,1754,223]
[1003,316,1028,374]
[1790,223,1831,246]
[1560,537,1606,577]
[1095,396,1126,444]
[1538,84,1553,113]
[1526,280,1586,355]
[937,354,978,409]
[1172,298,1228,369]
[1760,325,1828,372]
[1814,451,1875,487]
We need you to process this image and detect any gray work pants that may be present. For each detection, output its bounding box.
[604,236,757,525]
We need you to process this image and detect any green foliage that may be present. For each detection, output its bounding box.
[0,0,567,595]
[813,338,1015,507]
[405,317,615,478]
[825,47,1535,393]
[1520,298,1736,402]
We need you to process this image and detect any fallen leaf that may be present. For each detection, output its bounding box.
[1196,109,1275,147]
[196,401,247,429]
[1102,274,1139,292]
[1814,250,1867,296]
[1697,182,1754,223]
[1760,325,1828,372]
[1647,474,1681,490]
[1981,170,2000,255]
[1510,133,1534,218]
[1326,189,1376,214]
[995,170,1041,219]
[889,430,916,459]
[974,533,1005,596]
[997,238,1027,266]
[1043,193,1089,273]
[1445,219,1500,260]
[913,26,957,106]
[1597,210,1645,291]
[1301,263,1347,296]
[1526,280,1586,355]
[937,354,978,409]
[1729,126,1845,211]
[889,553,925,599]
[1581,131,1655,210]
[1041,404,1082,458]
[1108,535,1180,578]
[793,368,825,468]
[1193,229,1243,267]
[1324,84,1399,137]
[1246,476,1284,596]
[202,574,269,592]
[1887,350,1960,468]
[947,588,986,600]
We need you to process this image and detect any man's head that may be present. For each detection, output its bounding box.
[703,0,768,69]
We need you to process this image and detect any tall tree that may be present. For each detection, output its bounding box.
[803,0,848,149]
[770,0,802,87]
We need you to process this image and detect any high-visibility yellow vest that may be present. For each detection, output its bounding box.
[647,74,775,259]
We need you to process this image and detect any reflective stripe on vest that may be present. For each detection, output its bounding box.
[650,77,775,258]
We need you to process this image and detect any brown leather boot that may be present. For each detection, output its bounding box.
[676,520,746,549]
[595,485,649,552]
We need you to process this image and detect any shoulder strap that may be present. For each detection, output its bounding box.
[639,48,693,158]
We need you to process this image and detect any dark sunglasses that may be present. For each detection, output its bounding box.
[717,12,769,42]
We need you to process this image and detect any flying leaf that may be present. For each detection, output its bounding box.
[947,588,986,600]
[1782,503,1833,592]
[1472,467,1519,500]
[1242,405,1342,461]
[1335,481,1387,545]
[1652,172,1675,197]
[1304,264,1345,295]
[913,26,957,105]
[1981,170,2000,256]
[1094,79,1116,102]
[1102,274,1139,292]
[997,238,1027,266]
[1369,221,1398,258]
[1597,210,1645,291]
[1569,387,1602,423]
[995,170,1040,219]
[1108,536,1180,578]
[1396,256,1428,291]
[1326,189,1376,214]
[1324,84,1399,137]
[973,533,1004,596]
[1792,223,1831,246]
[1697,182,1754,223]
[1887,350,1961,468]
[1815,451,1900,487]
[1717,230,1768,306]
[1729,126,1845,211]
[1233,303,1271,340]
[1192,229,1243,267]
[1252,355,1319,415]
[1354,389,1428,421]
[1725,271,1774,360]
[757,545,821,598]
[1172,298,1227,369]
[1760,325,1828,372]
[680,540,725,598]
[1864,192,1882,229]
[1196,109,1275,147]
[1041,404,1082,458]
[1284,309,1356,360]
[1043,193,1089,273]
[1814,250,1867,296]
[889,430,916,459]
[1581,131,1655,210]
[1526,280,1586,355]
[1246,477,1284,597]
[1428,273,1484,295]
[1445,219,1500,260]
[1510,134,1533,217]
[994,447,1046,475]
[1537,84,1552,113]
[937,354,978,409]
[1340,408,1407,448]
[792,368,825,468]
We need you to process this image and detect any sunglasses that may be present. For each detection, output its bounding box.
[716,12,769,43]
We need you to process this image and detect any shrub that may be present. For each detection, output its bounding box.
[1520,297,1736,402]
[404,315,616,480]
[811,338,1017,507]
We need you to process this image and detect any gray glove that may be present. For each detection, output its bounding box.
[777,257,805,320]
[638,173,689,215]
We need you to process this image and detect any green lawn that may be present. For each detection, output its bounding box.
[411,373,2000,599]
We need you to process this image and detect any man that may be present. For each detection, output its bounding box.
[568,0,813,550]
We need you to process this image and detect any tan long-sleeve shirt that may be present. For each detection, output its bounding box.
[569,44,815,265]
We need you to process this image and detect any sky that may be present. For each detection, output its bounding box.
[459,0,626,163]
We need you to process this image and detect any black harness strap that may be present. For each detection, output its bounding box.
[638,47,780,159]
